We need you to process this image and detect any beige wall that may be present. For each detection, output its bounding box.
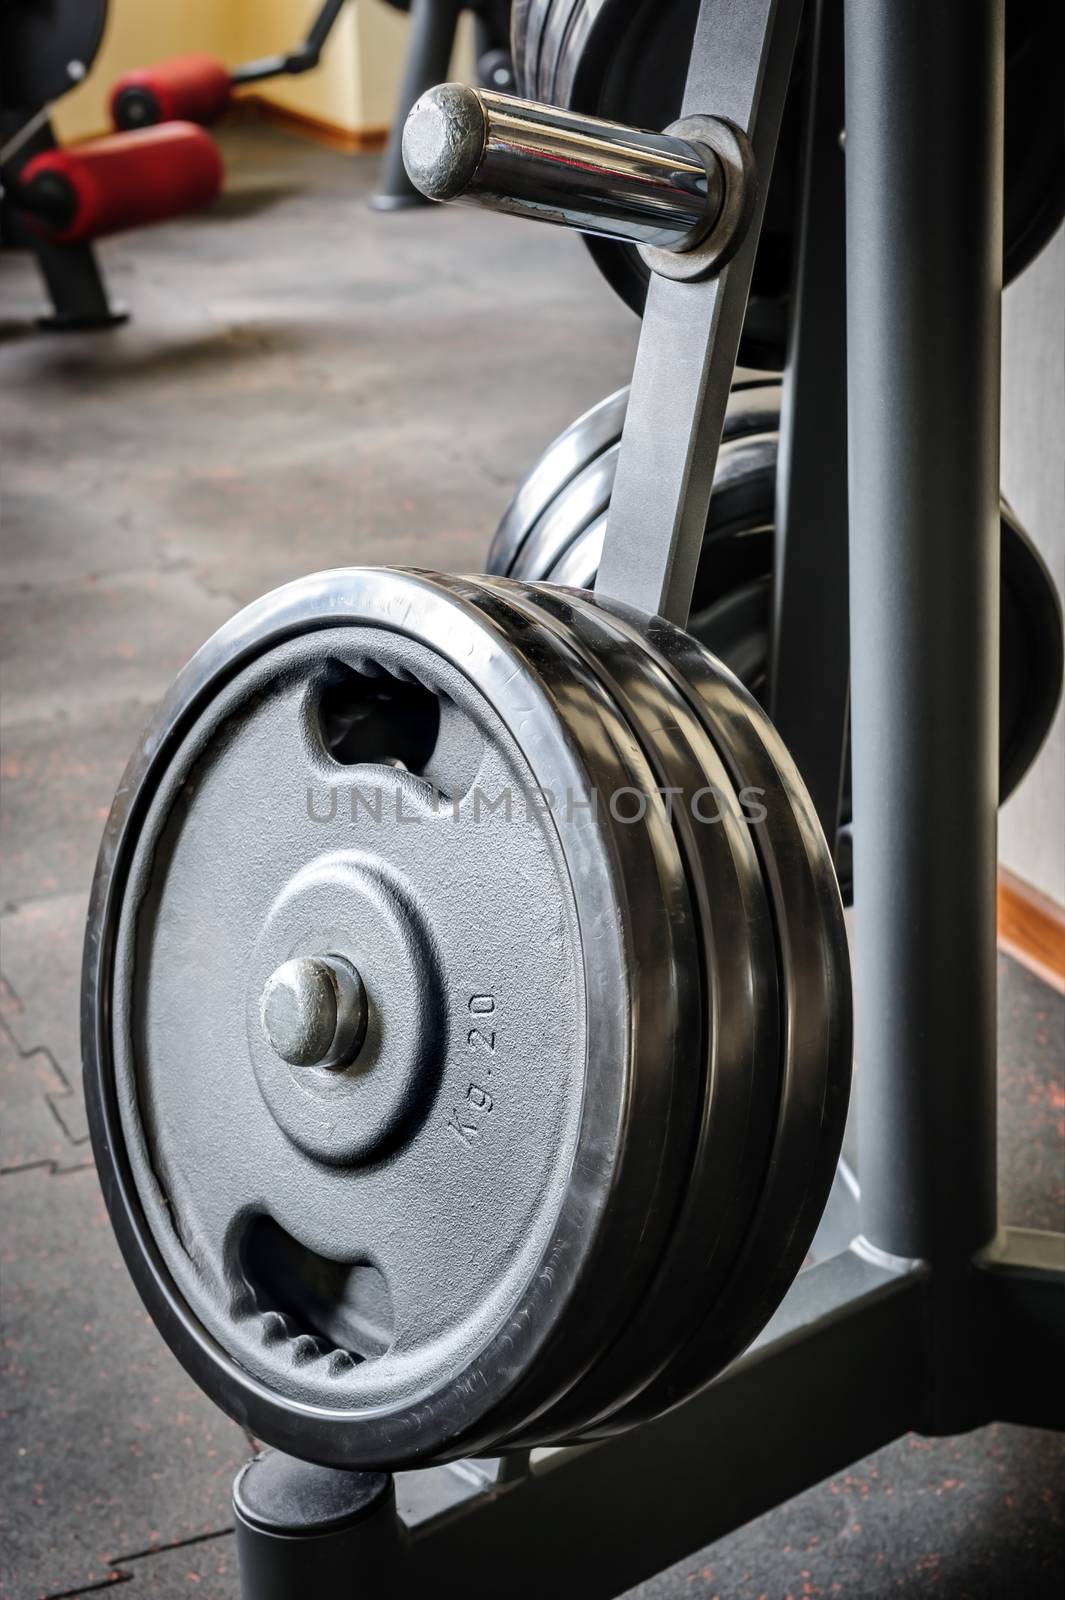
[350,4,475,131]
[231,0,360,130]
[53,0,473,143]
[54,0,231,143]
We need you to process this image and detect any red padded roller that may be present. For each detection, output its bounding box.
[19,124,224,245]
[110,54,234,130]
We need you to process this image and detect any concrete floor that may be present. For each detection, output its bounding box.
[1,126,1063,1600]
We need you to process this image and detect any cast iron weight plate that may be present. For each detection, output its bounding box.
[485,577,785,1442]
[570,592,853,1435]
[84,567,710,1467]
[489,387,1065,897]
[489,379,782,580]
[421,572,712,1445]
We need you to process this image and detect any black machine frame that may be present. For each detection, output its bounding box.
[224,0,1063,1591]
[0,0,126,330]
[0,109,128,330]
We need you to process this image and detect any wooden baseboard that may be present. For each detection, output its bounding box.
[998,868,1065,990]
[62,100,388,156]
[231,95,388,155]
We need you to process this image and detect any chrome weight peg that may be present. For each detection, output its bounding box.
[402,84,755,280]
[510,0,1065,366]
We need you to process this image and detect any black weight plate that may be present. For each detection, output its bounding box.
[496,580,782,1441]
[512,431,775,599]
[541,519,1059,905]
[538,0,586,104]
[516,0,1064,364]
[84,567,702,1467]
[548,517,605,591]
[689,577,770,700]
[514,0,553,103]
[491,388,628,578]
[510,447,618,582]
[574,595,852,1433]
[511,0,535,94]
[687,499,1065,869]
[495,388,1064,822]
[422,569,703,1446]
[999,504,1065,794]
[513,0,805,369]
[0,0,109,111]
[1002,0,1065,283]
[684,506,1064,819]
[488,379,782,580]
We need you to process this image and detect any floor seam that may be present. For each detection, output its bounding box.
[1,1009,76,1092]
[0,1157,95,1178]
[41,1526,236,1599]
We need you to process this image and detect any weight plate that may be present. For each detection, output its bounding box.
[1000,505,1065,794]
[510,446,618,582]
[688,578,770,701]
[508,429,774,601]
[84,567,703,1467]
[537,0,586,104]
[491,389,628,579]
[511,0,534,94]
[492,579,783,1441]
[488,379,781,581]
[549,520,604,591]
[572,594,852,1433]
[424,571,709,1445]
[513,0,1064,363]
[492,388,1065,879]
[0,1,109,111]
[1002,0,1065,283]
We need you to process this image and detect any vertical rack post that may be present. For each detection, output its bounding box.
[770,0,849,846]
[845,0,1004,1264]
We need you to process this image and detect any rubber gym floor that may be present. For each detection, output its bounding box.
[1,124,1062,1600]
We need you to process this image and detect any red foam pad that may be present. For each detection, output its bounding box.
[110,54,234,127]
[21,124,224,244]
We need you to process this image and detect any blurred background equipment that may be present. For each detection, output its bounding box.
[0,1,223,327]
[369,0,513,208]
[108,0,358,130]
[11,122,223,245]
[0,0,514,327]
[106,0,513,209]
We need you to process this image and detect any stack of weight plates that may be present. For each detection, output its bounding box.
[488,382,1065,895]
[488,380,781,698]
[511,0,1065,367]
[83,566,850,1468]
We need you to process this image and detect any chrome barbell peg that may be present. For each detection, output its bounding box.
[402,83,753,276]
